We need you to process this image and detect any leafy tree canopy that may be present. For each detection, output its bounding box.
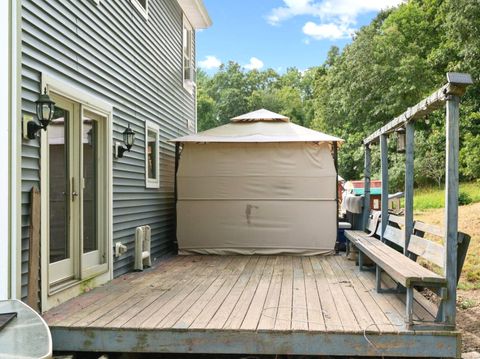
[197,0,480,187]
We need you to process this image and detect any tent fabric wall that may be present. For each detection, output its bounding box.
[176,142,337,255]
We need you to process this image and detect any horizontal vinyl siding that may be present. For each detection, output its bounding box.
[20,0,195,299]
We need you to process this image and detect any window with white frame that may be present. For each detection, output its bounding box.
[183,16,194,91]
[130,0,148,19]
[145,121,160,188]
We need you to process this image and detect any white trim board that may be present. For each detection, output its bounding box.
[6,0,22,300]
[145,120,160,188]
[0,0,11,300]
[130,0,149,20]
[176,0,212,29]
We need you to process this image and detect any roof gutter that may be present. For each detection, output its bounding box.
[177,0,212,29]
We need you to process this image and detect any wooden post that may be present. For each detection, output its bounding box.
[442,94,460,326]
[362,145,371,231]
[404,122,414,255]
[333,142,338,234]
[380,134,389,241]
[27,187,41,311]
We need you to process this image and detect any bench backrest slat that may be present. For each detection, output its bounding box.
[366,211,381,234]
[383,225,406,248]
[388,214,405,227]
[375,215,406,249]
[408,234,444,267]
[414,221,444,237]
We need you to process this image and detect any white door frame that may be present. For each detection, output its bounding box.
[40,73,113,312]
[1,0,21,300]
[0,0,11,300]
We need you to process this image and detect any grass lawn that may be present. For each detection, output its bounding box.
[408,182,480,289]
[414,202,480,289]
[413,182,480,211]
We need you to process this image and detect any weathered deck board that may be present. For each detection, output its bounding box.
[274,256,293,330]
[257,256,283,330]
[332,256,397,332]
[189,256,251,329]
[92,256,212,328]
[157,257,235,329]
[301,256,325,331]
[44,255,460,357]
[207,256,261,329]
[122,256,215,328]
[172,257,246,329]
[223,256,268,329]
[47,256,192,326]
[313,256,359,331]
[326,256,378,331]
[240,256,276,330]
[309,256,342,331]
[291,256,308,330]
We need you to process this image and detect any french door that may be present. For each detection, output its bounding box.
[47,94,108,290]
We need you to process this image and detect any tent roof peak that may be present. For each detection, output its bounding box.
[231,109,289,122]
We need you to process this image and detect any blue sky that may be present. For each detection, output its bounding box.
[197,0,402,73]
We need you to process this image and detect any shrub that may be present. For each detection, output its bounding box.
[458,191,473,206]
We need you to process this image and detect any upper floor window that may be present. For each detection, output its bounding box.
[183,16,194,92]
[131,0,148,19]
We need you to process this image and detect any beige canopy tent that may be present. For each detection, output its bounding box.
[171,109,343,255]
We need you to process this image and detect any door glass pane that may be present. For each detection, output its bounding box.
[83,117,98,253]
[49,108,69,263]
[147,130,157,179]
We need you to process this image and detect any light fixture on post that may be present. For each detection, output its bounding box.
[396,127,406,153]
[115,124,136,158]
[24,87,56,140]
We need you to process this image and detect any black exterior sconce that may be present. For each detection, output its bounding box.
[24,87,56,139]
[115,124,135,158]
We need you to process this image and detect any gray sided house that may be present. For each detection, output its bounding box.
[2,0,211,312]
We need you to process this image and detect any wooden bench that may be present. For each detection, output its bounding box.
[344,210,380,259]
[345,214,470,328]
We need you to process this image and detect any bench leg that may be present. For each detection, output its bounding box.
[376,265,382,292]
[375,267,406,294]
[435,287,447,322]
[358,250,364,271]
[406,286,414,328]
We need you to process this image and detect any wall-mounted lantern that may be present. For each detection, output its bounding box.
[24,87,56,139]
[115,124,136,158]
[396,127,406,153]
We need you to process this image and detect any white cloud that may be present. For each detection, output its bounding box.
[198,55,222,70]
[302,21,354,40]
[267,0,404,40]
[243,57,264,70]
[267,0,315,25]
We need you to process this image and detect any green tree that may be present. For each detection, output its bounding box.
[197,0,480,185]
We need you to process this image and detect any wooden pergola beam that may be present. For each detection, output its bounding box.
[363,73,473,145]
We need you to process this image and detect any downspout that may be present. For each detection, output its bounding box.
[333,142,338,244]
[174,142,181,252]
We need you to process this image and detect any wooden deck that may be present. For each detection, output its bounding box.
[44,255,460,357]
